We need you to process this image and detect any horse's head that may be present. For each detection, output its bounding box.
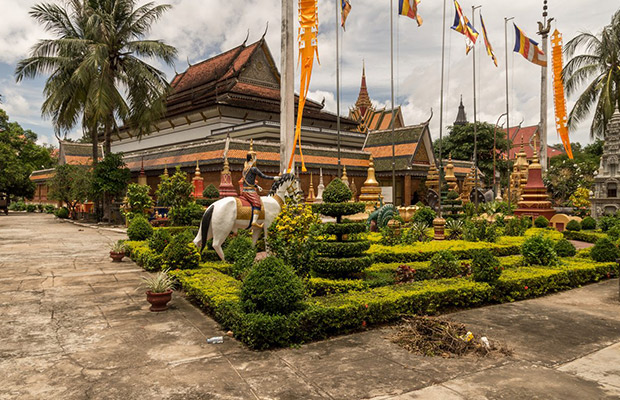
[269,173,298,200]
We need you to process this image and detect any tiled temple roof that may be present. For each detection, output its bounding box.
[59,141,102,166]
[503,125,564,159]
[364,124,425,172]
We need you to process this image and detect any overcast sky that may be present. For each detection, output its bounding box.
[0,0,617,148]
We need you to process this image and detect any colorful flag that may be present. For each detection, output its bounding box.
[513,23,547,67]
[551,29,573,158]
[480,13,497,67]
[450,0,478,54]
[398,0,423,27]
[341,0,351,30]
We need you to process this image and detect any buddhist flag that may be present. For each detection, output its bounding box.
[480,13,497,67]
[551,29,573,158]
[513,23,546,67]
[341,0,351,30]
[451,0,478,54]
[399,0,423,27]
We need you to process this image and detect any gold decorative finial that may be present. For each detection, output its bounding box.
[223,156,230,174]
[248,139,256,158]
[195,159,201,176]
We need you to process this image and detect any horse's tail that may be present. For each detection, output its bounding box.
[199,204,214,253]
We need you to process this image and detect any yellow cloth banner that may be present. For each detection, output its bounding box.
[287,0,320,173]
[551,29,573,159]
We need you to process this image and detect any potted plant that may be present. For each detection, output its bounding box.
[109,240,126,262]
[142,270,174,312]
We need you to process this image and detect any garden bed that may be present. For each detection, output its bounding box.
[169,256,617,350]
[562,230,607,243]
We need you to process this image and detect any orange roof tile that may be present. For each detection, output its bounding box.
[366,143,417,159]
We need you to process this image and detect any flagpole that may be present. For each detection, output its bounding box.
[437,0,447,218]
[336,0,341,176]
[537,0,553,173]
[471,5,480,210]
[390,0,396,204]
[504,16,514,209]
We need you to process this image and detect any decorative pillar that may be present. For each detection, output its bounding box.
[350,178,358,202]
[359,155,382,211]
[341,165,349,187]
[306,172,316,203]
[316,167,325,202]
[218,157,238,198]
[192,160,204,198]
[403,175,412,206]
[138,157,147,186]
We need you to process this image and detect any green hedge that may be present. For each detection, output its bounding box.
[562,230,607,243]
[368,242,521,263]
[312,202,365,217]
[315,240,371,258]
[154,226,199,236]
[171,257,618,350]
[306,277,369,297]
[312,256,373,276]
[124,241,162,271]
[321,222,368,236]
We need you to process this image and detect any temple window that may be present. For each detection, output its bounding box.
[610,163,617,176]
[608,182,617,198]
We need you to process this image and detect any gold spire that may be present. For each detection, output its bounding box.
[363,155,379,187]
[222,156,230,174]
[163,164,169,177]
[194,159,201,177]
[306,172,316,203]
[341,165,349,187]
[248,138,256,158]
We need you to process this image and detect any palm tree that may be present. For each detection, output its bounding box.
[563,9,620,139]
[16,0,177,159]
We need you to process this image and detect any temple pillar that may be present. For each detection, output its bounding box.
[403,175,412,206]
[192,160,204,198]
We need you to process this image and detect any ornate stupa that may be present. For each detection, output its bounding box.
[444,154,459,192]
[316,168,325,202]
[359,155,382,210]
[306,172,316,203]
[460,166,477,203]
[341,165,350,187]
[350,178,358,202]
[138,157,147,186]
[163,164,169,177]
[591,107,620,218]
[514,141,555,220]
[426,163,440,193]
[218,156,238,198]
[192,160,204,198]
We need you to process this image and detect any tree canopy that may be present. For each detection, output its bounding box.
[0,108,56,199]
[433,122,511,186]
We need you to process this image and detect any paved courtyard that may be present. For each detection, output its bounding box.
[2,213,620,399]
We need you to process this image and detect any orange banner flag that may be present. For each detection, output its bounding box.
[551,29,573,159]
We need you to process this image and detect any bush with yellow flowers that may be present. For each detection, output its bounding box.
[267,199,321,277]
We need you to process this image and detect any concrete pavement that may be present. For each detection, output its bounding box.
[1,213,620,400]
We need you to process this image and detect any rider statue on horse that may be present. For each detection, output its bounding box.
[240,140,278,229]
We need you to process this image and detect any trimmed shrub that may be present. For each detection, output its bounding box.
[322,222,367,236]
[608,225,620,242]
[148,228,172,253]
[534,216,549,228]
[170,202,205,226]
[322,178,352,203]
[313,202,365,218]
[463,219,497,243]
[55,207,69,219]
[203,183,220,199]
[565,220,581,232]
[471,249,502,283]
[26,204,37,212]
[224,233,257,279]
[44,204,55,214]
[312,256,372,276]
[412,206,437,226]
[598,216,618,232]
[554,238,576,257]
[429,251,461,279]
[581,217,596,230]
[521,234,558,266]
[241,257,305,315]
[590,238,620,262]
[504,217,528,236]
[127,215,153,241]
[161,230,201,270]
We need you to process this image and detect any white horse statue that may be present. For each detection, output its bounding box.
[193,173,298,260]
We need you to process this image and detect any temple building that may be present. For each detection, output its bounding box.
[30,38,479,207]
[504,125,564,161]
[591,108,620,218]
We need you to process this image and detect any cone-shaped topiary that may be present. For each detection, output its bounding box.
[565,220,581,231]
[471,249,502,283]
[241,256,305,315]
[554,238,576,257]
[127,215,153,241]
[161,230,201,270]
[312,178,370,277]
[534,216,549,228]
[203,183,220,199]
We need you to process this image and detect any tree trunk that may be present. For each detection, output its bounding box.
[91,124,101,221]
[104,121,111,156]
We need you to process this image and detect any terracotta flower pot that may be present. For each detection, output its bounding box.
[146,289,173,312]
[110,251,125,262]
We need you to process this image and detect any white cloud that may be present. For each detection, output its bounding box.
[0,0,617,150]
